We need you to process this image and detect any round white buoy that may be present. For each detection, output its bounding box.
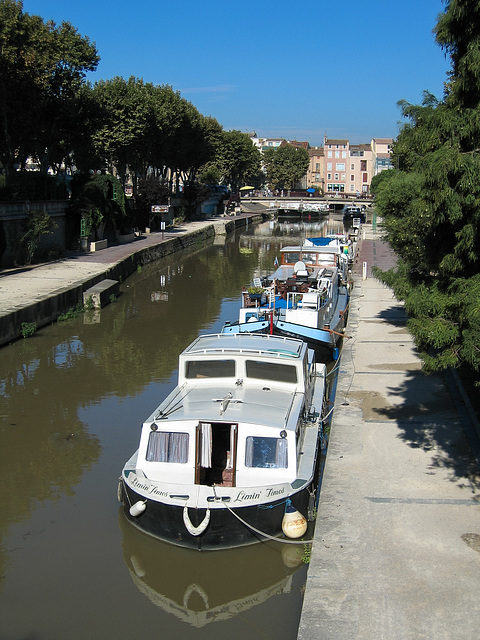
[282,501,307,539]
[129,500,146,517]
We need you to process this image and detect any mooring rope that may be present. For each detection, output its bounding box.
[221,501,311,545]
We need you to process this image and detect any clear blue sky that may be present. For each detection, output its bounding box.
[22,0,450,145]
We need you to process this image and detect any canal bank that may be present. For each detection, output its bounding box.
[0,213,264,348]
[298,225,480,639]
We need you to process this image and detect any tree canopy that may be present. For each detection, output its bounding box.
[373,0,480,378]
[263,144,309,190]
[0,0,99,179]
[202,130,262,192]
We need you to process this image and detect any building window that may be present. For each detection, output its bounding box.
[335,151,340,158]
[327,173,332,179]
[351,163,355,170]
[327,162,332,170]
[342,151,347,158]
[341,174,346,181]
[336,163,345,171]
[334,173,339,180]
[360,160,367,171]
[327,150,332,158]
[363,173,368,182]
[350,175,354,181]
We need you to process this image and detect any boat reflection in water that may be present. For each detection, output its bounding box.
[119,512,308,629]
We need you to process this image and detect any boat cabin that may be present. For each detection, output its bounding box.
[133,334,319,490]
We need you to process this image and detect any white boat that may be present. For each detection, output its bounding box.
[222,239,350,355]
[118,332,327,551]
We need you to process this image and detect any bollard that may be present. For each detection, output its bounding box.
[363,261,367,280]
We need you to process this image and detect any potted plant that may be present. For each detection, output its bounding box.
[247,286,264,301]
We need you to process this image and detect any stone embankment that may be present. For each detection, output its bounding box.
[0,213,263,348]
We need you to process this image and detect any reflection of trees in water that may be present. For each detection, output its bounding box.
[0,338,102,585]
[0,230,287,590]
[0,236,264,575]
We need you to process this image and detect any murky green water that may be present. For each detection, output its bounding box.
[0,217,344,640]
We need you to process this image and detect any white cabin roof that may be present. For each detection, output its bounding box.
[147,383,304,432]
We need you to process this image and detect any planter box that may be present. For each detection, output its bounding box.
[90,239,108,252]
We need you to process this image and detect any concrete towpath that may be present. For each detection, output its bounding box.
[298,225,480,640]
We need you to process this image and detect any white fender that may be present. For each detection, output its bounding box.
[183,506,211,536]
[129,500,146,517]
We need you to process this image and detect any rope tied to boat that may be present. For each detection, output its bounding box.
[212,486,311,545]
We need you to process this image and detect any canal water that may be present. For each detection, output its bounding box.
[0,216,345,640]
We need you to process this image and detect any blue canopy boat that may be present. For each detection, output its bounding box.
[223,238,351,356]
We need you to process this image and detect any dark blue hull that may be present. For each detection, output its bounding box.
[120,481,312,551]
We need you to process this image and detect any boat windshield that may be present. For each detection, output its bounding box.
[185,359,236,378]
[300,252,318,265]
[283,251,300,264]
[245,360,297,383]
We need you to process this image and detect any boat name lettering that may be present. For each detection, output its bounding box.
[266,487,285,497]
[131,476,168,497]
[234,490,262,502]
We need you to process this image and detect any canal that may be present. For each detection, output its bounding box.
[0,216,345,639]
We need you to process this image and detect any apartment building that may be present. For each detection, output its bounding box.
[349,143,373,195]
[324,138,349,194]
[306,146,324,191]
[372,138,394,175]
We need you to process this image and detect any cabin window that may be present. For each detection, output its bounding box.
[301,252,317,265]
[185,359,235,378]
[246,359,297,383]
[146,431,189,463]
[245,436,288,468]
[283,252,300,263]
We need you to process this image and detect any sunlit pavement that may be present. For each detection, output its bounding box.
[298,223,480,640]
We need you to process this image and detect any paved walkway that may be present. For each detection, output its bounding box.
[298,226,480,639]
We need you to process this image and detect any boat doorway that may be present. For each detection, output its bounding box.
[196,422,238,487]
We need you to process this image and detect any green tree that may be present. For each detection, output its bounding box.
[0,0,99,183]
[17,209,57,264]
[69,173,127,242]
[263,144,309,190]
[374,0,480,378]
[211,130,261,192]
[91,76,152,189]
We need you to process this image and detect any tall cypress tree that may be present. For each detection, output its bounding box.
[373,0,480,378]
